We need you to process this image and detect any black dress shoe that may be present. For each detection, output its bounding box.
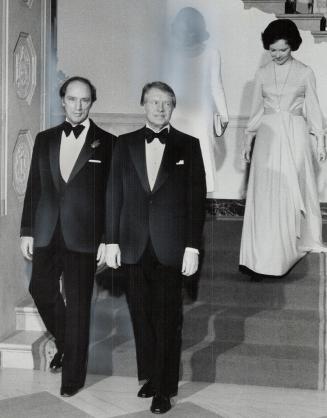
[150,394,171,414]
[49,351,63,373]
[60,385,82,397]
[137,380,156,398]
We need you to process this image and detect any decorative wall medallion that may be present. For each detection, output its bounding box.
[12,130,33,199]
[21,0,34,8]
[13,32,37,105]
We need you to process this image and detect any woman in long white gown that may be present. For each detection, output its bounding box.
[240,19,326,277]
[162,7,229,193]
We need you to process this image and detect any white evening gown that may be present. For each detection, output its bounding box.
[162,44,228,193]
[240,59,326,276]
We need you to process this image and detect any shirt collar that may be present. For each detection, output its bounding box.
[145,123,170,133]
[65,118,90,130]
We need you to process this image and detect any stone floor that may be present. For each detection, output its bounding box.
[1,369,327,417]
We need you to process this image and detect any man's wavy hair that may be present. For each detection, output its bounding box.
[140,81,176,108]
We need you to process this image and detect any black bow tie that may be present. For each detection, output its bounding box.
[62,121,85,138]
[145,128,169,144]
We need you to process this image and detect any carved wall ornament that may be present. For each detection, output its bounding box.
[13,32,37,105]
[21,0,34,8]
[12,130,33,199]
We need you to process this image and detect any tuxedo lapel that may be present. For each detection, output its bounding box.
[128,128,151,194]
[49,125,64,192]
[67,119,97,183]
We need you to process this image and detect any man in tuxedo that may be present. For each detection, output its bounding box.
[106,81,206,414]
[20,76,115,397]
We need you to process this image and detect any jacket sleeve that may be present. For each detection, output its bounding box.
[105,136,124,244]
[185,138,207,249]
[20,133,42,237]
[100,132,116,243]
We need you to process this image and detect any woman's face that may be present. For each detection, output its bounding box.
[173,19,200,47]
[269,39,292,65]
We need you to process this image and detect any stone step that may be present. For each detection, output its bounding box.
[182,342,320,389]
[91,299,320,347]
[0,330,54,370]
[197,276,321,310]
[15,294,322,347]
[201,248,326,277]
[312,30,327,42]
[15,297,46,332]
[105,338,320,389]
[276,13,324,31]
[182,306,320,348]
[243,0,285,14]
[243,0,318,15]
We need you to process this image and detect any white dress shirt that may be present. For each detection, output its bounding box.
[59,118,90,182]
[145,124,167,190]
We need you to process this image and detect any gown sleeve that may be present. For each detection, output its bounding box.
[245,68,264,136]
[304,67,325,138]
[210,48,229,123]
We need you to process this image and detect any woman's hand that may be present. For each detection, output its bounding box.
[317,145,327,162]
[242,134,255,163]
[316,137,327,161]
[242,144,252,163]
[241,133,255,163]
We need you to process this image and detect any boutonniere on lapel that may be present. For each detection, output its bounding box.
[176,160,184,165]
[91,139,101,149]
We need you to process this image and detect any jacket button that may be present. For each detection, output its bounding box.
[149,200,152,204]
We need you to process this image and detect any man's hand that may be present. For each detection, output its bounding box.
[106,244,121,269]
[96,243,106,266]
[21,236,34,261]
[181,250,199,276]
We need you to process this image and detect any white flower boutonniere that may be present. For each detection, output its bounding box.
[91,139,101,149]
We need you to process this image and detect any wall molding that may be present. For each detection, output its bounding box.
[1,0,9,216]
[90,112,248,130]
[90,112,145,127]
[40,0,49,130]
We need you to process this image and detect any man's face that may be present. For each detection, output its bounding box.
[61,80,93,125]
[143,88,174,130]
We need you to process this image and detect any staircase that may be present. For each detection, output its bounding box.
[0,298,55,370]
[243,0,327,42]
[2,217,327,390]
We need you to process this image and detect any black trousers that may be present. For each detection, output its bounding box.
[124,241,183,397]
[29,224,96,388]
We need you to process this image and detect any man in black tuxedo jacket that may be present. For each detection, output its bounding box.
[20,76,115,397]
[106,81,206,414]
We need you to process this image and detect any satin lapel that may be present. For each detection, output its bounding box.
[128,128,151,194]
[49,125,64,192]
[67,120,97,183]
[151,127,179,194]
